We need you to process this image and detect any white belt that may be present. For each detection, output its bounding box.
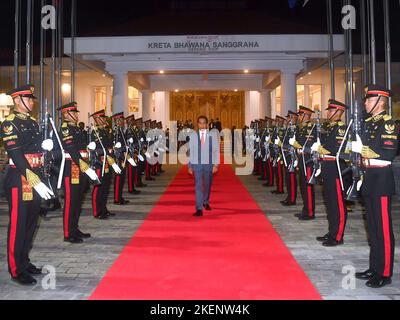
[321,155,336,160]
[65,152,89,159]
[363,159,391,167]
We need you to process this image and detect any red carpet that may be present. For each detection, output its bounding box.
[90,164,321,300]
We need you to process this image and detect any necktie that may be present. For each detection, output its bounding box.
[201,132,205,146]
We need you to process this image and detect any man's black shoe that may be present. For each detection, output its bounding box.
[355,269,375,280]
[129,190,141,195]
[298,215,314,220]
[193,210,203,217]
[12,273,37,286]
[322,239,343,247]
[96,213,109,220]
[106,211,116,217]
[316,233,330,242]
[294,213,302,218]
[76,229,91,238]
[26,263,42,275]
[282,201,296,206]
[366,275,392,288]
[64,236,83,244]
[136,183,147,187]
[114,199,130,205]
[203,204,211,211]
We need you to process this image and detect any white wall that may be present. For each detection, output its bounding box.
[245,91,261,125]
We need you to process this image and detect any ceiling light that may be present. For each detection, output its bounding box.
[159,70,165,74]
[244,69,249,73]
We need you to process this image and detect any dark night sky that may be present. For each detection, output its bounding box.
[0,0,399,64]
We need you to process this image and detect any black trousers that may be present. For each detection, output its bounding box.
[5,167,41,278]
[363,195,395,277]
[127,163,138,192]
[136,160,145,186]
[321,161,347,241]
[92,167,111,217]
[274,160,284,193]
[62,160,84,238]
[298,157,315,217]
[266,159,274,186]
[114,165,126,202]
[284,167,297,204]
[261,161,267,180]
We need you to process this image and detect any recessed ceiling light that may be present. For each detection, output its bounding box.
[234,89,238,92]
[300,77,303,80]
[174,89,179,92]
[244,69,249,73]
[308,72,312,75]
[159,70,164,74]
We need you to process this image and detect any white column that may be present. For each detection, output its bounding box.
[259,89,272,118]
[245,91,260,125]
[110,71,128,115]
[141,90,152,121]
[280,71,297,116]
[270,90,276,118]
[304,85,310,108]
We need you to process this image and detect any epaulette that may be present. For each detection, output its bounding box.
[5,114,15,121]
[61,122,68,128]
[30,116,36,121]
[365,117,372,122]
[337,121,345,126]
[15,113,28,120]
[383,115,392,121]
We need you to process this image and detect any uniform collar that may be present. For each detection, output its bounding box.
[367,110,386,123]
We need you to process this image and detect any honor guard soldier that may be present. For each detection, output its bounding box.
[58,102,100,243]
[353,85,399,288]
[271,116,286,195]
[262,117,274,187]
[294,106,316,220]
[89,109,122,219]
[134,118,148,186]
[112,112,130,205]
[281,111,299,206]
[125,114,142,194]
[143,120,155,181]
[156,121,166,174]
[313,99,348,246]
[0,85,54,285]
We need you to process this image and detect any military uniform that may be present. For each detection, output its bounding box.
[58,102,95,243]
[281,111,299,206]
[295,106,316,220]
[90,110,118,219]
[354,86,399,287]
[125,115,142,194]
[112,112,129,205]
[317,100,349,246]
[0,85,53,285]
[271,116,286,194]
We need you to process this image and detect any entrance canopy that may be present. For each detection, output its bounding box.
[64,34,344,123]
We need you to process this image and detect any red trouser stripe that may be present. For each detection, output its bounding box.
[306,166,313,216]
[9,188,18,277]
[290,173,295,203]
[92,169,100,217]
[381,196,391,277]
[128,165,133,192]
[115,175,120,201]
[335,178,345,241]
[64,177,71,238]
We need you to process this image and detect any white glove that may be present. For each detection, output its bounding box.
[33,182,54,200]
[85,167,99,181]
[140,138,144,142]
[265,136,270,143]
[357,179,363,191]
[114,142,122,149]
[274,137,280,145]
[159,135,163,139]
[87,141,96,151]
[145,151,151,159]
[311,138,321,152]
[127,158,137,167]
[255,137,260,143]
[351,134,363,154]
[289,135,296,146]
[315,168,322,177]
[111,163,122,174]
[138,154,145,162]
[293,159,298,168]
[146,137,152,142]
[41,139,54,151]
[158,147,165,152]
[128,138,134,144]
[154,150,160,156]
